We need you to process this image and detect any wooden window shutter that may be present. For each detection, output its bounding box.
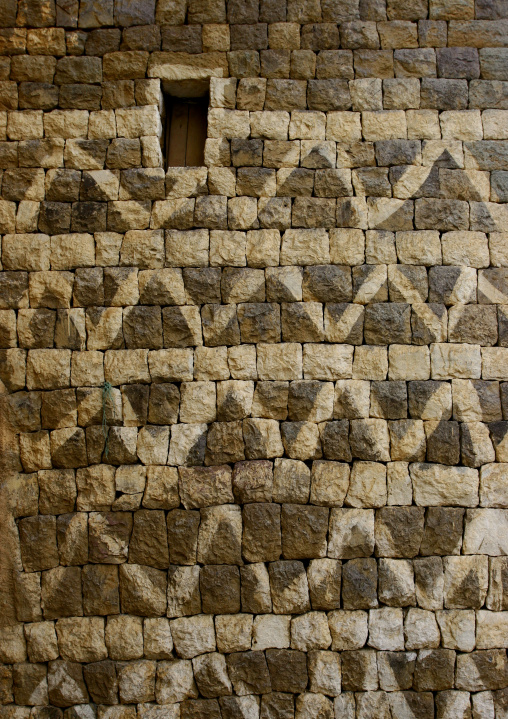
[166,97,208,168]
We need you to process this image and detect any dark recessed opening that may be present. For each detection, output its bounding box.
[165,95,208,169]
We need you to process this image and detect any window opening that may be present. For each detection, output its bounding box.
[165,96,208,168]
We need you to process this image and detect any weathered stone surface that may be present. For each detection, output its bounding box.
[171,615,216,660]
[0,3,505,712]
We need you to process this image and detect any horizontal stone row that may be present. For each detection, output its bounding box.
[3,606,508,667]
[2,19,508,58]
[2,689,508,719]
[2,0,507,29]
[7,375,508,421]
[1,229,507,271]
[10,521,508,608]
[2,303,508,352]
[2,106,508,149]
[3,75,504,120]
[11,412,508,465]
[1,155,507,195]
[1,72,508,118]
[1,44,507,86]
[6,592,508,659]
[208,106,507,138]
[9,456,508,513]
[3,344,508,392]
[1,199,507,240]
[2,643,508,715]
[2,230,507,281]
[9,415,508,475]
[210,77,508,111]
[20,104,508,143]
[0,167,507,214]
[13,500,508,575]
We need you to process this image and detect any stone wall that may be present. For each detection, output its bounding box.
[0,0,508,717]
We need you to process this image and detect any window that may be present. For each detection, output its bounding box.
[165,96,208,168]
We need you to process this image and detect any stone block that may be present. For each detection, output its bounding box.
[197,504,242,565]
[170,614,217,660]
[155,659,198,704]
[167,565,201,618]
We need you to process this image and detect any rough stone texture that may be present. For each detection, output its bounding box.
[1,2,507,715]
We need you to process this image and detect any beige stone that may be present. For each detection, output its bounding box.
[215,614,253,653]
[281,229,330,266]
[106,615,144,660]
[442,231,490,268]
[170,615,216,659]
[44,110,89,139]
[51,233,95,270]
[404,608,440,650]
[56,617,107,662]
[25,622,59,663]
[207,109,250,139]
[210,230,246,267]
[431,343,482,380]
[252,614,290,651]
[480,464,508,508]
[155,659,198,704]
[463,508,508,556]
[362,111,407,140]
[250,111,290,140]
[346,461,387,507]
[257,342,302,380]
[482,348,508,381]
[326,112,362,142]
[116,106,162,139]
[437,609,476,652]
[353,346,388,380]
[303,344,353,380]
[440,110,483,141]
[368,608,404,651]
[0,626,27,663]
[388,345,430,381]
[476,611,508,650]
[2,234,50,272]
[328,508,375,559]
[144,618,174,660]
[328,610,368,651]
[410,463,479,507]
[7,110,43,140]
[291,612,332,651]
[197,504,242,565]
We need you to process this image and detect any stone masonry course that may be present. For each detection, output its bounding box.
[0,0,508,718]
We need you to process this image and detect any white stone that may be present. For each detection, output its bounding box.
[252,614,290,651]
[170,615,216,659]
[463,508,508,555]
[368,607,404,651]
[346,461,387,508]
[431,343,482,380]
[436,610,476,652]
[291,612,332,651]
[307,650,341,696]
[410,463,479,507]
[328,610,368,651]
[476,611,508,650]
[404,608,440,650]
